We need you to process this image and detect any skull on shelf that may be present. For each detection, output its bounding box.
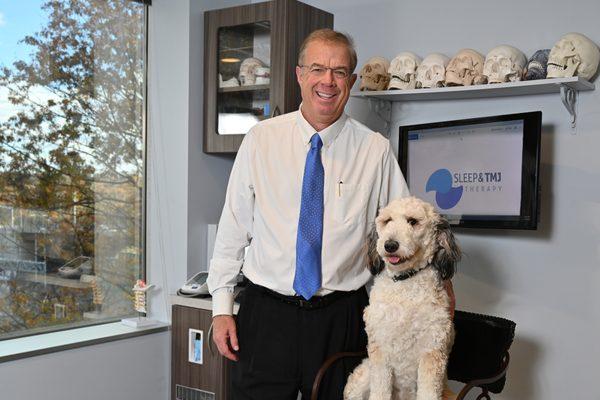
[482,45,527,83]
[415,53,450,88]
[547,32,600,80]
[388,52,421,90]
[254,66,270,85]
[219,73,240,88]
[524,49,551,80]
[239,57,266,86]
[445,49,486,86]
[359,56,391,91]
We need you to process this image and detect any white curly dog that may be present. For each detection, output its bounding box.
[344,196,461,400]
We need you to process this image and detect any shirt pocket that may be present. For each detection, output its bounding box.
[331,182,369,225]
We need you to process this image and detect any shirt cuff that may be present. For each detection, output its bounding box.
[212,287,235,317]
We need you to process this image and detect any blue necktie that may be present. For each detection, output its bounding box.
[293,133,324,300]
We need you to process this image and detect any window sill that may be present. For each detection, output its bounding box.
[0,321,170,363]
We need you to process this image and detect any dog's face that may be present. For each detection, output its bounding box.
[367,196,460,280]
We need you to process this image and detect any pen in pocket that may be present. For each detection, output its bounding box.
[337,181,343,197]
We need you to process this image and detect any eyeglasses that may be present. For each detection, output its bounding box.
[299,64,351,79]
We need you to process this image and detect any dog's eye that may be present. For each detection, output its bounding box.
[407,217,418,226]
[382,217,392,225]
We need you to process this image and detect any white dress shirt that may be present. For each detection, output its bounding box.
[207,108,409,316]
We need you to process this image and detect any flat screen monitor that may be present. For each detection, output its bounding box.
[398,112,541,229]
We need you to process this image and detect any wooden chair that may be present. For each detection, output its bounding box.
[310,310,516,400]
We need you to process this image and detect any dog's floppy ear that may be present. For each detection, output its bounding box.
[432,217,461,280]
[366,224,384,275]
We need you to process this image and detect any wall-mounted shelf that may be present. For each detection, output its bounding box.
[351,77,595,129]
[351,77,593,101]
[218,84,270,93]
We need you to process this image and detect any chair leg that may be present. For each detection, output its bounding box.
[475,389,491,400]
[455,385,491,400]
[454,352,510,400]
[310,351,367,400]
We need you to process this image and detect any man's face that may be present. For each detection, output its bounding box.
[296,40,357,127]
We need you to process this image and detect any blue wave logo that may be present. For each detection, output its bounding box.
[425,169,463,210]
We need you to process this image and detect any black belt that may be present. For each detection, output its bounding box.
[247,281,359,310]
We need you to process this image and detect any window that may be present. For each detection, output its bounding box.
[0,0,147,339]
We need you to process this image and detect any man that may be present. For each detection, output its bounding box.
[208,29,440,399]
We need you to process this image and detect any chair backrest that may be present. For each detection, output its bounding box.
[447,310,516,393]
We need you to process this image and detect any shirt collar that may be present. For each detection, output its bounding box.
[296,105,348,148]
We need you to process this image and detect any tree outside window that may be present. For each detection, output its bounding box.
[0,0,146,339]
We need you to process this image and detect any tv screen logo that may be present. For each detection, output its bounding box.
[425,169,463,210]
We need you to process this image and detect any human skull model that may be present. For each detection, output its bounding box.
[445,49,486,86]
[219,73,240,88]
[524,49,551,80]
[482,45,527,84]
[359,56,391,91]
[254,66,270,85]
[415,53,450,88]
[388,52,421,90]
[547,32,600,80]
[239,57,266,86]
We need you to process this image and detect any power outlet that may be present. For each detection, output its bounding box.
[188,328,203,364]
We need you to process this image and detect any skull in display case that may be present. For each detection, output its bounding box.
[359,56,391,91]
[482,45,527,83]
[388,52,421,90]
[445,49,486,86]
[239,57,266,86]
[547,32,600,80]
[255,66,270,85]
[219,73,240,88]
[524,49,551,80]
[415,53,450,88]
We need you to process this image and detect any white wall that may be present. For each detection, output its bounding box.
[0,332,170,400]
[146,0,193,322]
[298,1,600,399]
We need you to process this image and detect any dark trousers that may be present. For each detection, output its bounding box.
[231,282,369,400]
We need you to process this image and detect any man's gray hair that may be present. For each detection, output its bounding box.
[298,29,357,73]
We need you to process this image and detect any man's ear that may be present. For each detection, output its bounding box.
[349,73,357,89]
[296,66,303,85]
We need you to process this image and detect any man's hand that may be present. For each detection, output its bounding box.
[212,315,239,361]
[444,280,456,319]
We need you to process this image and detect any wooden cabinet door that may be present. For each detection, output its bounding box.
[171,305,231,399]
[203,2,272,154]
[203,0,333,154]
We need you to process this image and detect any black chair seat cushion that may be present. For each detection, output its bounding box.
[447,310,516,393]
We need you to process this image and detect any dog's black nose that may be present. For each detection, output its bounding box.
[384,240,399,253]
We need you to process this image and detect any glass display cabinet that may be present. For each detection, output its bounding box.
[203,0,333,154]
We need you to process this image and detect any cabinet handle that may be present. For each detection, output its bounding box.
[270,105,281,118]
[208,321,216,356]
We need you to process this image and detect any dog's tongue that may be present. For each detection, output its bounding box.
[388,256,401,264]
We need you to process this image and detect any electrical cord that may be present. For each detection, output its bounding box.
[175,288,211,298]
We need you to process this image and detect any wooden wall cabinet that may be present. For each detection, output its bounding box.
[203,0,333,154]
